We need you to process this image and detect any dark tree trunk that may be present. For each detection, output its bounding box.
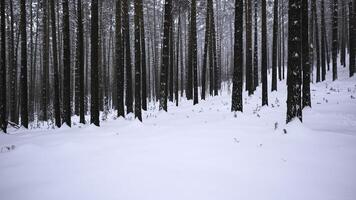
[134,0,142,121]
[191,0,198,105]
[116,0,125,118]
[139,0,147,111]
[62,0,71,127]
[261,0,268,106]
[246,0,253,95]
[271,0,278,91]
[0,0,6,133]
[20,0,28,128]
[42,0,49,122]
[232,0,243,112]
[350,1,355,77]
[75,0,85,124]
[159,0,171,111]
[50,0,61,127]
[9,0,18,125]
[332,0,338,81]
[253,0,258,89]
[287,0,302,123]
[202,0,211,100]
[302,0,311,108]
[123,0,133,114]
[321,0,327,81]
[91,0,100,126]
[312,0,321,83]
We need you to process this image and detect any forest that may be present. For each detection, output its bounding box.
[0,0,356,199]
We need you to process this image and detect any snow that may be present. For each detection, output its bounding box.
[1,68,356,200]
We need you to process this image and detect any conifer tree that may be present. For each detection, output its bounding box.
[91,0,100,126]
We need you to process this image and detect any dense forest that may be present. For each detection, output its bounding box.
[0,0,355,133]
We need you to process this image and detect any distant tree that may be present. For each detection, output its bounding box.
[201,0,210,100]
[271,0,278,91]
[332,0,338,81]
[116,0,125,118]
[312,0,321,83]
[287,0,302,123]
[123,0,133,114]
[0,0,6,133]
[91,0,100,126]
[160,0,172,111]
[261,0,268,106]
[302,0,310,108]
[134,0,142,121]
[139,0,147,111]
[232,0,243,112]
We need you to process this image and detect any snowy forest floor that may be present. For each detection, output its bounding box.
[1,67,356,200]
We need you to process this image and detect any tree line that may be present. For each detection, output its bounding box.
[0,0,355,133]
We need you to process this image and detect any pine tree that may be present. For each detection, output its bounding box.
[91,0,100,126]
[302,0,310,108]
[287,0,302,123]
[0,0,6,133]
[159,0,172,111]
[191,0,198,105]
[332,0,338,81]
[232,0,243,112]
[271,0,278,91]
[134,0,142,121]
[50,0,61,127]
[246,0,253,95]
[123,0,133,114]
[116,0,125,118]
[261,0,268,106]
[75,0,85,124]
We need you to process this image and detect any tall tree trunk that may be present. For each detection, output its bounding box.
[134,0,142,121]
[139,1,147,111]
[76,0,85,124]
[20,0,28,128]
[9,0,18,125]
[246,0,253,95]
[349,1,355,77]
[159,0,171,111]
[202,0,210,100]
[287,0,302,123]
[302,0,311,108]
[62,0,71,127]
[123,0,133,114]
[42,0,49,122]
[91,0,100,126]
[50,0,61,127]
[116,0,125,118]
[332,0,338,81]
[253,0,259,88]
[321,0,327,81]
[272,0,278,91]
[312,0,321,83]
[261,0,268,106]
[0,0,6,133]
[232,0,243,112]
[192,0,198,104]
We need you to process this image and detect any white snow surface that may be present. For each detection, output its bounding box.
[1,68,356,200]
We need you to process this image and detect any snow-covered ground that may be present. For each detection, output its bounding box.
[1,68,356,200]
